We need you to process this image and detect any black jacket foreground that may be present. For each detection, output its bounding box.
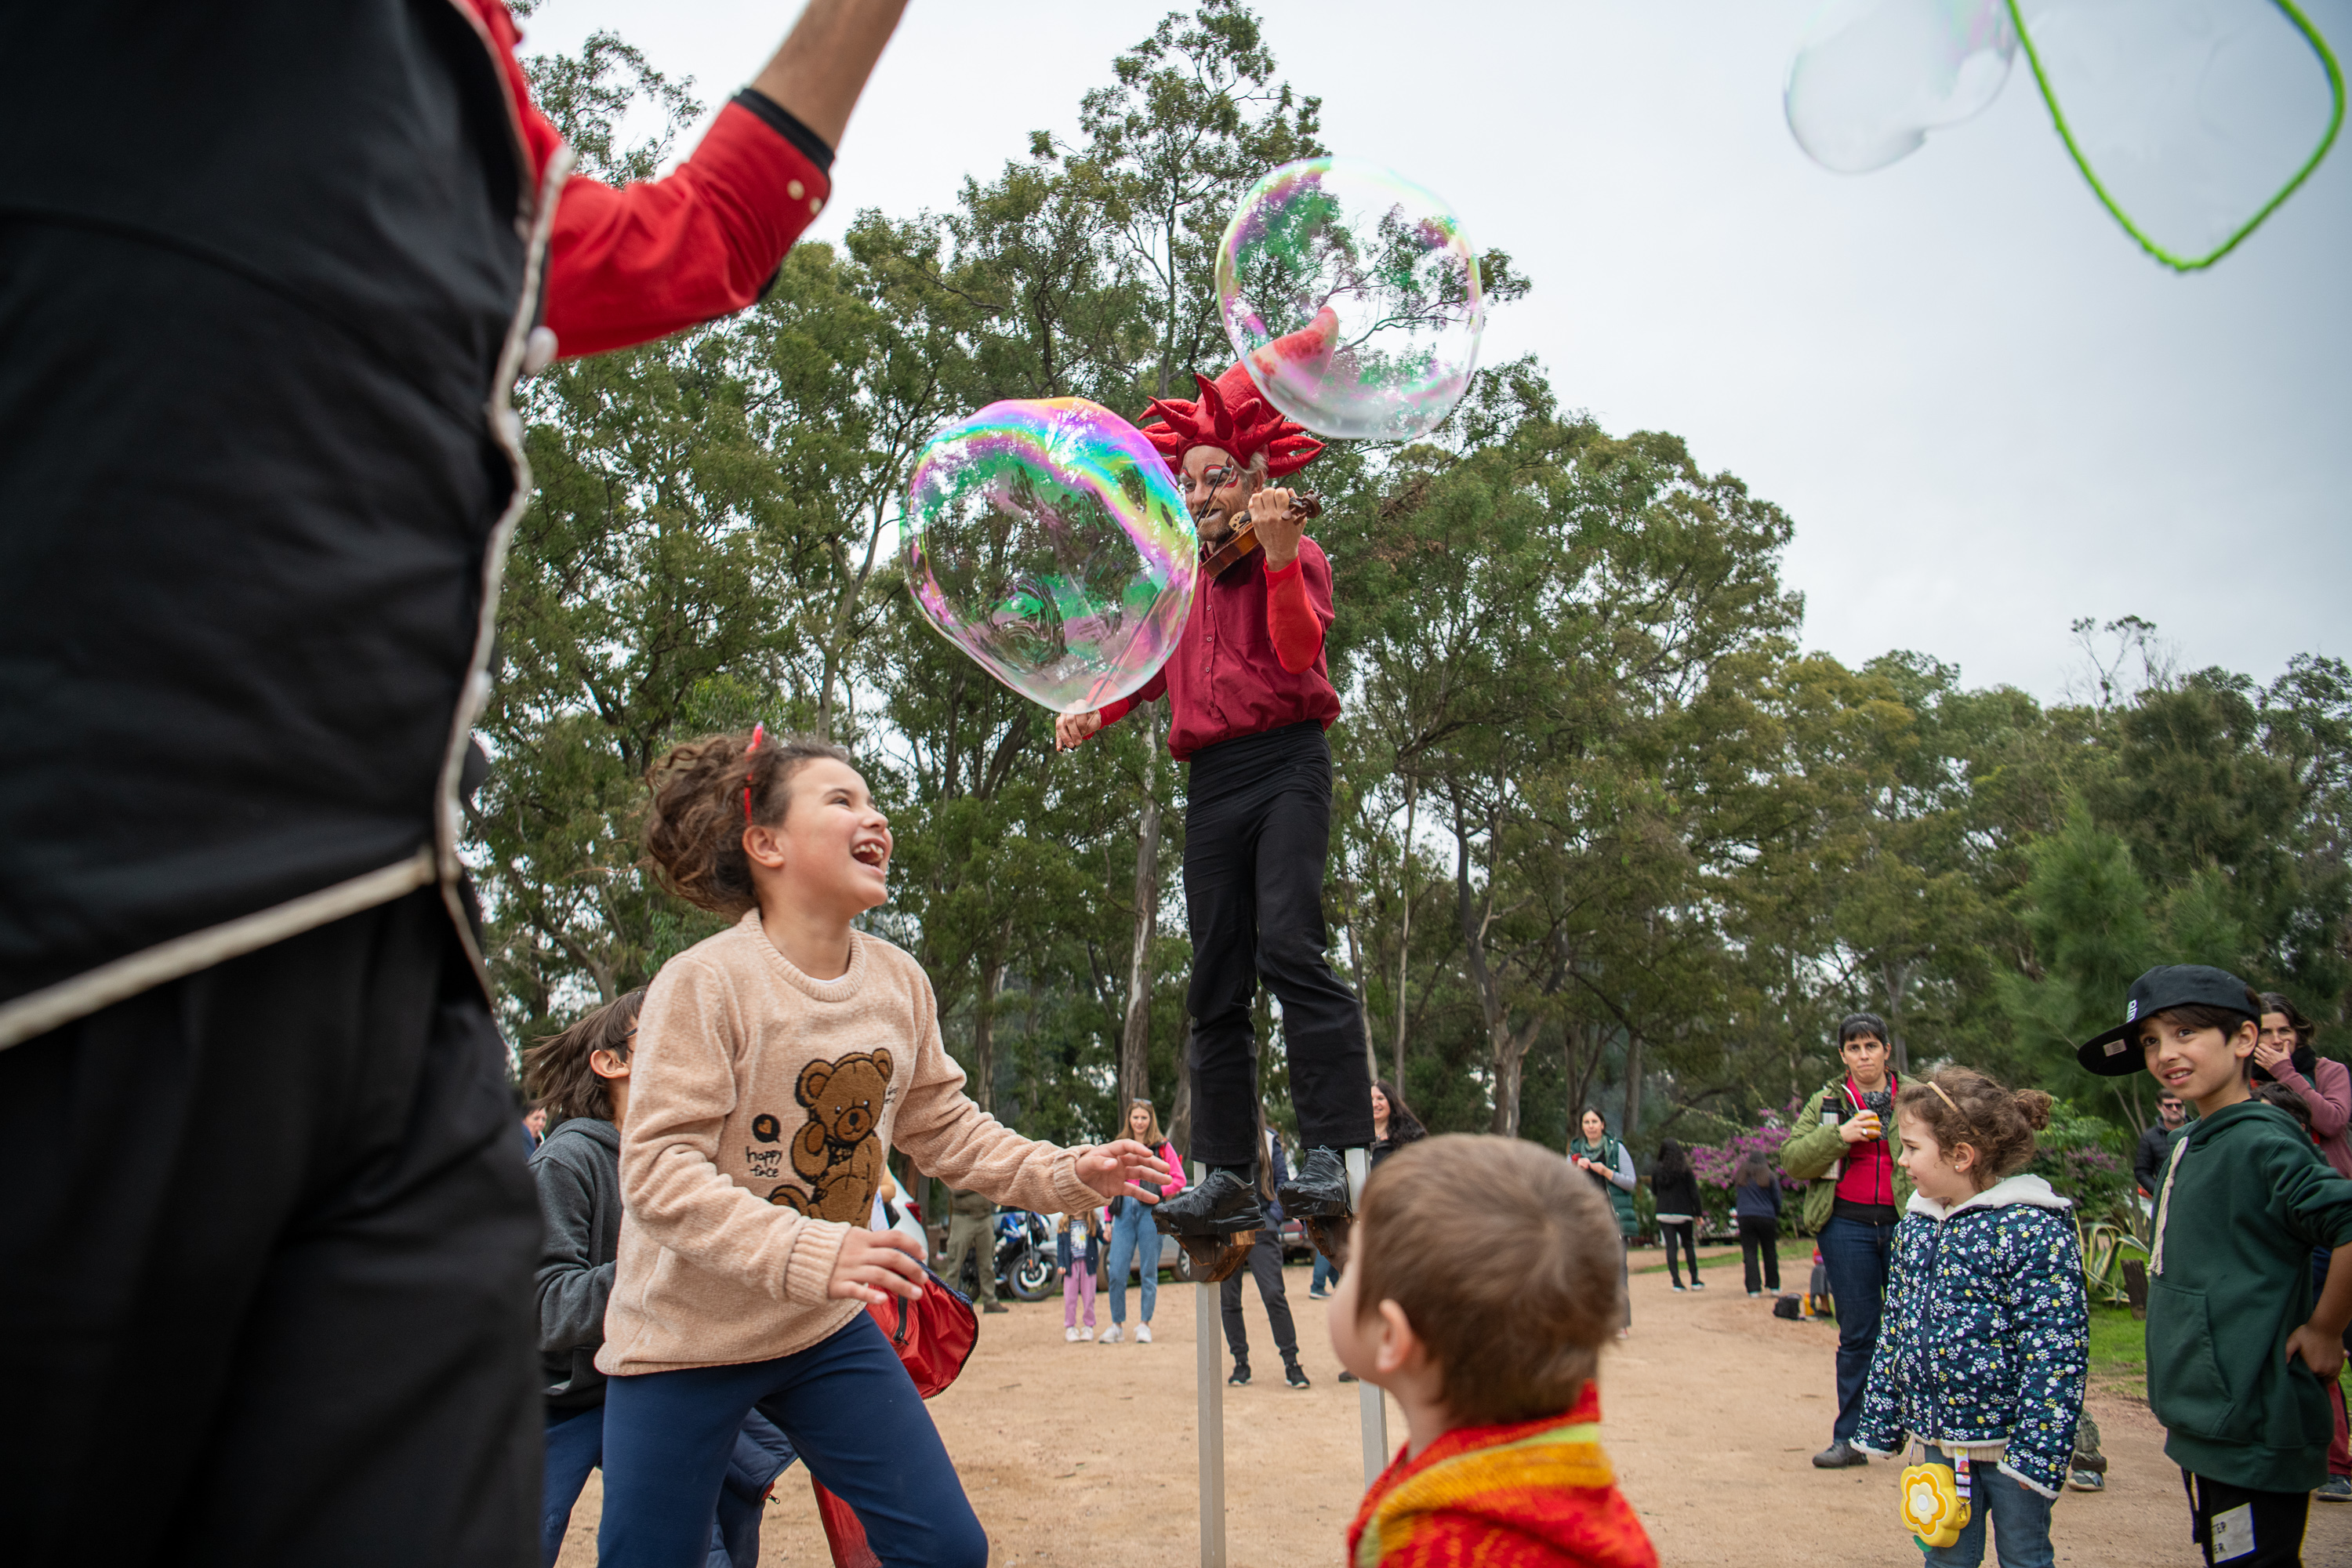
[0,0,532,1040]
[532,1117,624,1412]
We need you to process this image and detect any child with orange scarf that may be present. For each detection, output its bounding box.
[1332,1136,1657,1568]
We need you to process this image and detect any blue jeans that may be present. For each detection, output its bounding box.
[1920,1446,2055,1568]
[1105,1202,1160,1324]
[1310,1250,1338,1294]
[598,1313,984,1568]
[1818,1215,1894,1441]
[543,1403,794,1568]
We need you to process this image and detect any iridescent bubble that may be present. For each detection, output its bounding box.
[904,398,1196,714]
[1785,0,2018,172]
[2015,0,2343,268]
[1216,157,1484,443]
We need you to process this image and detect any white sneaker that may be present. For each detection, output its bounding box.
[1099,1323,1123,1343]
[1065,1327,1080,1342]
[1136,1322,1153,1344]
[1079,1326,1094,1341]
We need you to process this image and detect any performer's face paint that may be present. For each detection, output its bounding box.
[1181,445,1257,543]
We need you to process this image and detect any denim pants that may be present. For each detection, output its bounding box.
[544,1403,795,1568]
[1920,1447,2055,1568]
[1105,1203,1159,1323]
[1310,1250,1338,1294]
[598,1314,984,1568]
[1817,1215,1895,1440]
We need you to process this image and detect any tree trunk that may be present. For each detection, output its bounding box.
[971,932,1011,1113]
[1170,1018,1193,1168]
[1620,1031,1645,1146]
[1118,704,1164,1112]
[1391,774,1417,1089]
[1452,806,1521,1137]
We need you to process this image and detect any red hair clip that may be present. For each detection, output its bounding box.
[742,721,765,824]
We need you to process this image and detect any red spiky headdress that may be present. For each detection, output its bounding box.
[1138,307,1336,479]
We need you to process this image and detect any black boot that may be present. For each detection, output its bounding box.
[1277,1146,1352,1218]
[1152,1167,1265,1237]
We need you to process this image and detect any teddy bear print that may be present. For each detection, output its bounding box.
[764,1049,893,1223]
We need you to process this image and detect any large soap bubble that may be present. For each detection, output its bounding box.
[904,398,1196,714]
[2015,0,2344,268]
[1786,0,2018,172]
[1216,157,1483,443]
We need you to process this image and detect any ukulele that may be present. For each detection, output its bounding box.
[1199,492,1323,579]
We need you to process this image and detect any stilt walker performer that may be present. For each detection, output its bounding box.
[1056,314,1373,1240]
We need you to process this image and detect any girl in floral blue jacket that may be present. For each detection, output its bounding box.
[1855,1069,2089,1568]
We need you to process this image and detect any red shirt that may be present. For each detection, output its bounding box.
[463,0,832,358]
[1832,1075,1900,1210]
[1098,539,1340,759]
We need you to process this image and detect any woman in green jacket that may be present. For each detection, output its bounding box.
[1571,1108,1639,1330]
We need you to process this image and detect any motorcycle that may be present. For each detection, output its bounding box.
[947,1207,1057,1303]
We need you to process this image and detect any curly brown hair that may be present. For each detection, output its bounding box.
[1894,1067,2053,1188]
[641,728,851,916]
[522,989,645,1128]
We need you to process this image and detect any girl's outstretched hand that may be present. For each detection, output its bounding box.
[827,1227,925,1305]
[1076,1138,1174,1202]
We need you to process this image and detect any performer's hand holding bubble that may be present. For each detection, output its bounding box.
[1216,156,1486,443]
[904,399,1196,716]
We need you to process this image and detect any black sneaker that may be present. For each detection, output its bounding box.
[1337,1370,1359,1383]
[1277,1146,1352,1218]
[1154,1168,1265,1237]
[1811,1440,1869,1469]
[1285,1363,1310,1388]
[1228,1364,1251,1385]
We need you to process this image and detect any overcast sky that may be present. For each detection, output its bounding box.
[520,0,2351,703]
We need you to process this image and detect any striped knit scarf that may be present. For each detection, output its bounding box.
[1352,1412,1619,1567]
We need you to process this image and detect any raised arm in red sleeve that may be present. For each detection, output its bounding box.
[1097,669,1168,729]
[1264,556,1328,674]
[467,0,836,360]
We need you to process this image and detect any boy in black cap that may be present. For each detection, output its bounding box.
[2080,964,2352,1566]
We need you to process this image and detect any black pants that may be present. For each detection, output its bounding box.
[1738,1216,1783,1293]
[1661,1221,1700,1286]
[0,889,539,1566]
[1219,1231,1299,1369]
[1183,722,1373,1166]
[2183,1471,2310,1566]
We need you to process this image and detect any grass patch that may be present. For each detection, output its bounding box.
[2088,1305,2145,1401]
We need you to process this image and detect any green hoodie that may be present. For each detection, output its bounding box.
[1777,1073,1915,1235]
[2146,1098,2352,1491]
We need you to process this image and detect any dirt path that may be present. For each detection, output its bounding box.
[557,1243,2352,1565]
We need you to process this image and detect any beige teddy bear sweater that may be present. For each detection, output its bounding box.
[597,910,1102,1375]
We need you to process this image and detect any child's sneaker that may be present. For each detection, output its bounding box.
[1064,1326,1080,1342]
[1690,1279,1706,1290]
[2317,1475,2352,1502]
[2067,1469,2106,1493]
[1078,1325,1094,1341]
[1285,1361,1311,1388]
[1098,1323,1123,1344]
[1135,1323,1152,1343]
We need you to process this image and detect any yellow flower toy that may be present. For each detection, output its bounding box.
[1898,1452,1971,1549]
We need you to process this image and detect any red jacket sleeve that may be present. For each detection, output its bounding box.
[1097,670,1167,728]
[1264,554,1330,674]
[542,101,833,358]
[468,0,834,360]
